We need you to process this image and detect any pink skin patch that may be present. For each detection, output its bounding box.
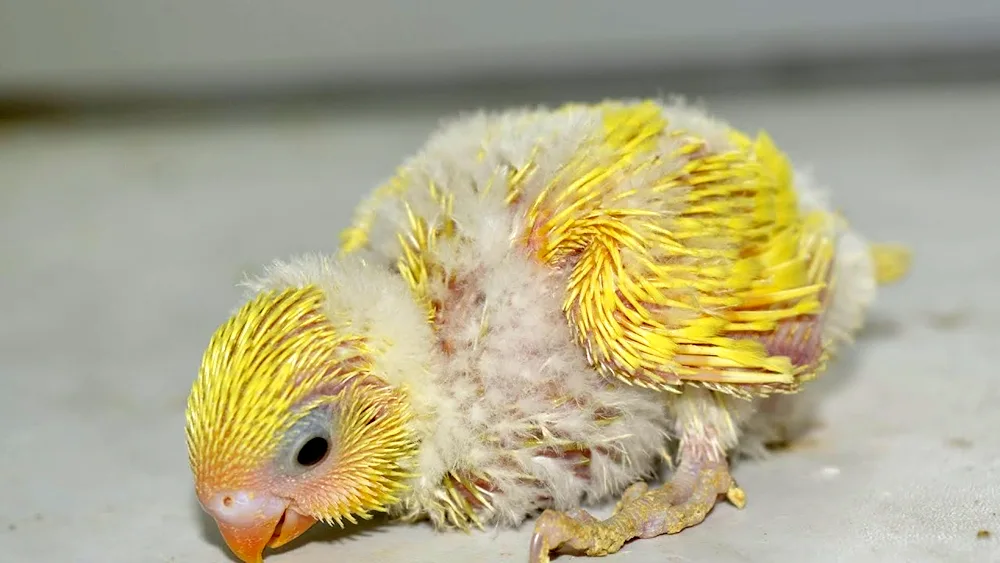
[758,314,824,369]
[201,490,288,528]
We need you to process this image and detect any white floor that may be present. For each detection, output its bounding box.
[2,82,999,563]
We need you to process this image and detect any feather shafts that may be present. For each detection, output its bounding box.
[299,384,419,527]
[525,103,834,397]
[186,286,373,489]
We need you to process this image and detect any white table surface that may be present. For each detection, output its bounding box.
[2,82,998,563]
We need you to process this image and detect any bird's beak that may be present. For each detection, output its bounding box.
[214,515,280,563]
[214,507,317,563]
[267,507,318,549]
[198,486,319,563]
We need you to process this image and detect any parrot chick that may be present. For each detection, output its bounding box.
[185,99,910,563]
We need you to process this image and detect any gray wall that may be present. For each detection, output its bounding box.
[2,0,999,98]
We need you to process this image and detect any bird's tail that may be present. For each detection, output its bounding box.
[870,243,912,285]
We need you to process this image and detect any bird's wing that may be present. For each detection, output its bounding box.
[337,100,838,399]
[523,101,837,399]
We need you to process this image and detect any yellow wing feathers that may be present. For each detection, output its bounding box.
[527,101,835,398]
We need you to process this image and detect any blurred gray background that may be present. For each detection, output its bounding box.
[2,3,999,563]
[2,0,1000,105]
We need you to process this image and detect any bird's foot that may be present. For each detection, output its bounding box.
[528,462,743,563]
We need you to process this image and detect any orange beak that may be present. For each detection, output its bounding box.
[213,507,317,563]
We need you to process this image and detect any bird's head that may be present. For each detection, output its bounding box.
[185,260,422,563]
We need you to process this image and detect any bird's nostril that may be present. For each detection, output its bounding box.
[204,491,289,528]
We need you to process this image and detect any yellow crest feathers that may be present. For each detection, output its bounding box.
[184,285,371,490]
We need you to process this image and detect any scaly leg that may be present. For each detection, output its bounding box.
[528,454,743,562]
[528,390,750,563]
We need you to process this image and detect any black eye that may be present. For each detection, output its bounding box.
[295,436,330,467]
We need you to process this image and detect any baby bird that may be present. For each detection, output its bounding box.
[185,99,910,563]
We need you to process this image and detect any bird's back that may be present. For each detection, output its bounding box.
[342,98,849,392]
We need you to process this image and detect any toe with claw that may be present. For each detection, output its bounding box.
[528,461,741,563]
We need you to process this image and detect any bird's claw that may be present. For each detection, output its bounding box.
[529,508,628,563]
[528,463,739,562]
[726,481,747,509]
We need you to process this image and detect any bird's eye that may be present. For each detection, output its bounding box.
[278,407,335,476]
[295,435,330,467]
